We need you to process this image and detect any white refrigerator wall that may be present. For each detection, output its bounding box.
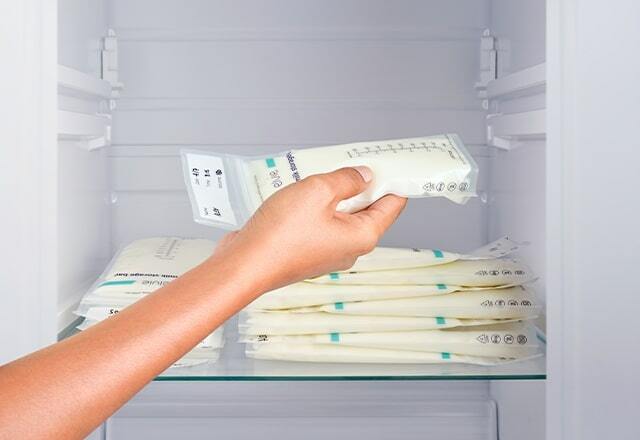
[547,1,640,439]
[0,0,58,364]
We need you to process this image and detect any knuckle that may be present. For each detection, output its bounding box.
[360,238,377,255]
[336,256,357,272]
[353,227,378,255]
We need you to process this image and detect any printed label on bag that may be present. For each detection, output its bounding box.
[186,153,237,225]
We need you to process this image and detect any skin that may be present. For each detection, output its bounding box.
[0,167,406,440]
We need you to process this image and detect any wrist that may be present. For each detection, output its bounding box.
[200,248,271,303]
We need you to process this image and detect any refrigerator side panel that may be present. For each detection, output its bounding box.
[547,1,640,439]
[0,1,58,363]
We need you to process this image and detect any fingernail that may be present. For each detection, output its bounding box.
[353,166,372,183]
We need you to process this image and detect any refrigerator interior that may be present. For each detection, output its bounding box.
[55,0,546,438]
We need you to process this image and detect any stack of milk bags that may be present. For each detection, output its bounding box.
[241,238,542,365]
[75,237,225,368]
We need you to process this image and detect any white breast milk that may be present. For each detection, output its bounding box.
[241,322,540,359]
[248,134,477,211]
[239,311,519,335]
[305,286,540,319]
[347,246,459,273]
[92,237,216,295]
[182,134,478,230]
[346,236,521,273]
[246,343,519,365]
[308,259,534,287]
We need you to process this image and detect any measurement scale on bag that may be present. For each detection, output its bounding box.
[346,137,456,159]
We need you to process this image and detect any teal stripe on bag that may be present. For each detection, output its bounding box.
[265,158,276,168]
[436,316,446,325]
[437,283,447,290]
[330,332,340,343]
[329,272,340,280]
[99,280,136,287]
[433,249,444,258]
[334,302,344,311]
[441,352,451,360]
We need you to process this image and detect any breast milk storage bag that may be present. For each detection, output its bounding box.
[182,134,478,229]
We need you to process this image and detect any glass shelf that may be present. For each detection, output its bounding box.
[60,316,546,381]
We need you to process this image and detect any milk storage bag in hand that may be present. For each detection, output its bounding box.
[182,134,478,229]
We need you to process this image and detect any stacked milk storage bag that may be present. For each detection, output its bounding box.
[241,237,543,365]
[75,237,225,368]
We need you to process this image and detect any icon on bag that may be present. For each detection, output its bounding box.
[423,182,435,192]
[517,335,528,345]
[504,334,514,344]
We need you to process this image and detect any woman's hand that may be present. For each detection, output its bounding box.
[211,167,407,293]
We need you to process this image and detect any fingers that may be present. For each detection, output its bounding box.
[354,195,407,235]
[312,167,372,202]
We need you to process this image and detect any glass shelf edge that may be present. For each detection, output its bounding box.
[59,317,546,382]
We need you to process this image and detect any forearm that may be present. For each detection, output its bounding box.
[0,167,406,439]
[0,253,260,440]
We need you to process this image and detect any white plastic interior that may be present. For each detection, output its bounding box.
[57,1,546,438]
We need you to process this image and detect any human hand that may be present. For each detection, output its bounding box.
[210,167,407,293]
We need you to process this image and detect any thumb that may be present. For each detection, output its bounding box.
[353,194,407,234]
[320,166,373,202]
